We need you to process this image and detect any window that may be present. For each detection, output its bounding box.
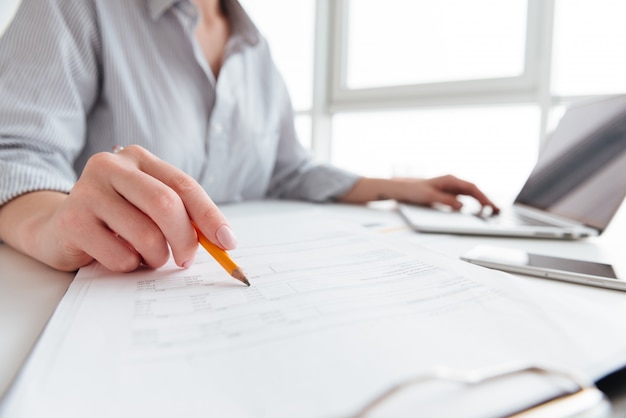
[344,0,528,89]
[0,0,21,37]
[324,0,548,201]
[239,0,315,111]
[552,0,626,96]
[332,106,540,202]
[239,0,315,149]
[242,0,622,201]
[330,0,542,109]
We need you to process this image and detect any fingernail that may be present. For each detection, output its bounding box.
[216,225,238,250]
[182,256,195,269]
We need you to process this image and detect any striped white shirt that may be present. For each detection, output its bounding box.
[0,0,359,206]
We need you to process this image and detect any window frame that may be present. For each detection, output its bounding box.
[304,0,574,164]
[326,0,548,112]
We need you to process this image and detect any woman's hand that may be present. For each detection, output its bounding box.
[340,175,500,213]
[0,145,236,272]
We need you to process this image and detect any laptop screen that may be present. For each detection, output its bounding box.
[515,96,626,232]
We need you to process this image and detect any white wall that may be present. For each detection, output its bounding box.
[0,0,21,37]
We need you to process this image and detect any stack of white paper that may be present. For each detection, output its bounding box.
[2,207,624,418]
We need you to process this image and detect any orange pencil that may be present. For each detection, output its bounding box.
[192,223,250,286]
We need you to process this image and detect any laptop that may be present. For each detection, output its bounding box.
[399,95,626,239]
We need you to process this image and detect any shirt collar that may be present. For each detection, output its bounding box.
[146,0,260,46]
[222,0,260,46]
[147,0,177,20]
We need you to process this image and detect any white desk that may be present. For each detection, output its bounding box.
[1,200,625,415]
[0,245,73,397]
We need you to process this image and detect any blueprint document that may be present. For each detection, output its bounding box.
[2,207,623,418]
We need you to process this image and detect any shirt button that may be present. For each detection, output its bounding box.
[213,122,224,135]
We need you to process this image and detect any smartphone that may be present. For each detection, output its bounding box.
[461,245,626,291]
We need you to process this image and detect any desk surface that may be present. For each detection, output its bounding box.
[1,200,625,416]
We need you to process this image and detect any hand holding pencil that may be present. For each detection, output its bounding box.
[13,144,251,274]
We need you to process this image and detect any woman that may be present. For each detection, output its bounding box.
[0,0,498,273]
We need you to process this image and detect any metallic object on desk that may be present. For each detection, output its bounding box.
[352,364,611,418]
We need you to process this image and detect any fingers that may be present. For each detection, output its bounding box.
[105,146,231,268]
[128,146,234,248]
[107,165,199,268]
[432,175,500,213]
[114,145,234,247]
[76,222,144,272]
[54,190,146,272]
[90,191,171,269]
[427,190,464,211]
[60,145,234,272]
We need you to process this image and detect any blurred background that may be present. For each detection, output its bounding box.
[242,0,626,203]
[2,0,626,203]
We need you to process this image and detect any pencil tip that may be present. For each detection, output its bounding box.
[232,268,250,286]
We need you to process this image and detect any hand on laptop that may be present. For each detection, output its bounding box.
[393,175,500,213]
[340,174,500,213]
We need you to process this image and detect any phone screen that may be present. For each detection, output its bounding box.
[527,254,618,279]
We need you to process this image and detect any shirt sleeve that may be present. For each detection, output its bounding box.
[265,74,360,203]
[0,0,100,206]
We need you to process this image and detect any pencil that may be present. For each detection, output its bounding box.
[192,223,250,286]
